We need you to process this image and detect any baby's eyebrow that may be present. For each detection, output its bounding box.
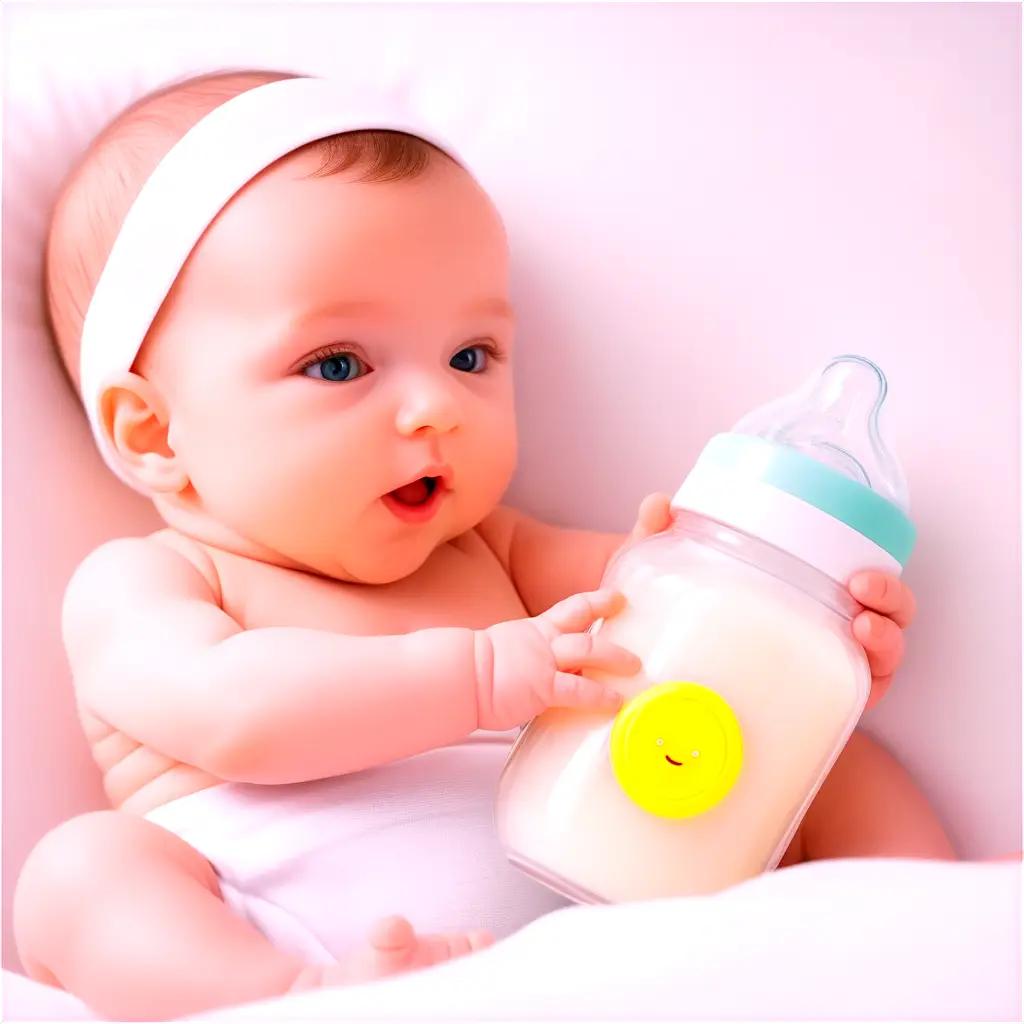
[288,297,516,331]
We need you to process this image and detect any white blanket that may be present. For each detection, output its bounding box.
[4,858,1019,1021]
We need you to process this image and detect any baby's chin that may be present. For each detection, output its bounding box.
[317,532,451,586]
[335,556,425,586]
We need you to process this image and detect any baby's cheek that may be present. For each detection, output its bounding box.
[460,440,516,524]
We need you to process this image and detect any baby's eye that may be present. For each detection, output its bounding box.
[301,351,368,382]
[450,345,490,374]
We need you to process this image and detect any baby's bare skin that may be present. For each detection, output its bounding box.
[17,69,955,1022]
[85,524,529,817]
[23,506,950,1018]
[22,518,639,1018]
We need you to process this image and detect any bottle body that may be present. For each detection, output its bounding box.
[495,510,871,903]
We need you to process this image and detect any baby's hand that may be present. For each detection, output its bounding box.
[848,570,918,711]
[629,492,675,541]
[608,492,675,567]
[474,589,640,731]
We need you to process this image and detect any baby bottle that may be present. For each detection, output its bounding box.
[494,354,916,903]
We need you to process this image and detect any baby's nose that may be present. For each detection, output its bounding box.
[395,382,460,436]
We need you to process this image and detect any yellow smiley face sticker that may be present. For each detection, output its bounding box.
[609,680,743,818]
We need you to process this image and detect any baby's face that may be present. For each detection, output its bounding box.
[137,150,518,584]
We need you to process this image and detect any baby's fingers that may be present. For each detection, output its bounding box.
[550,633,642,676]
[853,611,904,678]
[849,572,916,629]
[631,492,674,543]
[550,671,625,713]
[535,588,627,638]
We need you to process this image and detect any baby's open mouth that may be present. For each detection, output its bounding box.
[387,476,440,507]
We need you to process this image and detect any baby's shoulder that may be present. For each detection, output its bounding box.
[65,531,221,616]
[146,529,223,606]
[471,504,521,578]
[62,533,223,673]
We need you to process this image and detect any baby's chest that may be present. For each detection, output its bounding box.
[212,529,528,635]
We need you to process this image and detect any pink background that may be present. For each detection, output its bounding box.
[2,1,1020,974]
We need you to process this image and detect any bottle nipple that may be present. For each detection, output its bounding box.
[730,355,911,512]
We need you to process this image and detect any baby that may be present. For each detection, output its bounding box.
[14,68,955,1020]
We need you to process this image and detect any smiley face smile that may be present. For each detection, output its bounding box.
[665,755,684,766]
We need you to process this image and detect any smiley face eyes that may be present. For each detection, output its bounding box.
[655,737,702,758]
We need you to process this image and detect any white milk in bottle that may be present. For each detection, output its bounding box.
[495,355,917,903]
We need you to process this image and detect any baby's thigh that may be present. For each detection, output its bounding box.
[14,809,219,977]
[785,728,956,861]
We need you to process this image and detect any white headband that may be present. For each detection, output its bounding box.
[79,75,469,491]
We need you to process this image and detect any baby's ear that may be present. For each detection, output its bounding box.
[98,372,190,493]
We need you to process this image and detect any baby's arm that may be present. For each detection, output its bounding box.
[477,504,626,616]
[66,537,629,786]
[65,537,483,785]
[796,729,957,861]
[477,495,673,616]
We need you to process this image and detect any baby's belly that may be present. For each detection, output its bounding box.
[143,729,571,964]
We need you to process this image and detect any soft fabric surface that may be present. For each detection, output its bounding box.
[2,971,94,1021]
[4,859,1019,1021]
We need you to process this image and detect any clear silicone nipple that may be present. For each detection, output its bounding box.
[730,355,911,512]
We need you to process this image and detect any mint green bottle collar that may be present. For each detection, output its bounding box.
[691,433,917,567]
